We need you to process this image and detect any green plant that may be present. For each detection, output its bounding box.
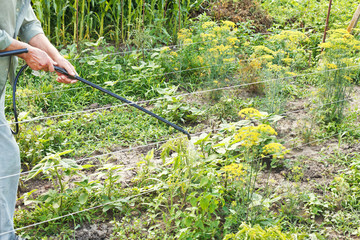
[223,222,310,240]
[154,87,205,124]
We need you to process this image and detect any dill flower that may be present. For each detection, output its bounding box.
[200,33,216,41]
[213,26,222,34]
[182,38,193,45]
[197,56,204,65]
[261,55,274,61]
[160,46,170,52]
[282,57,293,64]
[266,62,286,72]
[262,142,288,159]
[270,30,308,51]
[238,108,263,119]
[252,46,275,55]
[227,37,239,45]
[202,21,216,29]
[319,42,332,49]
[170,51,178,57]
[326,63,337,69]
[235,126,261,147]
[249,60,262,69]
[286,72,297,76]
[256,124,277,136]
[221,163,246,181]
[344,75,352,82]
[222,20,236,28]
[224,58,235,63]
[177,29,192,40]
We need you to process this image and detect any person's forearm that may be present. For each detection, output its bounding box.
[28,33,62,62]
[0,38,30,59]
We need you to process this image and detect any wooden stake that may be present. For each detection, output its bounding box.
[322,0,332,51]
[74,0,79,49]
[347,4,360,33]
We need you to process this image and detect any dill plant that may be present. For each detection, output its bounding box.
[170,17,241,87]
[316,29,360,124]
[249,30,310,114]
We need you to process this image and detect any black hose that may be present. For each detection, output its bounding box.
[11,64,28,134]
[54,66,191,139]
[5,50,190,139]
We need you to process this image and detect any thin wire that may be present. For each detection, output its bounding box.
[0,187,163,237]
[0,95,353,182]
[5,45,352,101]
[59,30,320,61]
[2,63,359,128]
[7,59,240,99]
[10,41,330,99]
[1,125,346,237]
[6,36,328,99]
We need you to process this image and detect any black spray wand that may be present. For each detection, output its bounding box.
[1,48,191,139]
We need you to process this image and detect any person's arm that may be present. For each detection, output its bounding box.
[1,4,77,84]
[20,5,77,84]
[0,30,13,50]
[1,36,55,72]
[28,34,77,84]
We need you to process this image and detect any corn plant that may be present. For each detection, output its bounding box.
[31,0,204,45]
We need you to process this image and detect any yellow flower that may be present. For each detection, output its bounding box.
[326,63,337,69]
[238,108,263,119]
[200,33,216,41]
[235,126,261,147]
[282,57,293,64]
[256,124,277,136]
[319,42,332,49]
[261,55,274,61]
[170,51,178,57]
[222,20,236,28]
[178,28,192,40]
[224,58,235,63]
[160,46,170,52]
[267,62,286,72]
[221,163,246,181]
[249,59,262,69]
[197,56,204,65]
[262,143,288,159]
[286,72,297,76]
[202,21,216,29]
[344,75,352,82]
[270,30,309,51]
[183,38,193,45]
[252,46,275,55]
[226,36,239,45]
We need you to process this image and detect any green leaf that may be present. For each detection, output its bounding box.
[102,205,112,212]
[79,193,88,205]
[53,202,60,209]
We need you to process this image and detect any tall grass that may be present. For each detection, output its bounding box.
[31,0,203,46]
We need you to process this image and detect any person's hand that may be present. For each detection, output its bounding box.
[20,46,77,84]
[53,56,78,84]
[21,46,56,72]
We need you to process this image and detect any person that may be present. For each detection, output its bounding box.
[0,1,77,239]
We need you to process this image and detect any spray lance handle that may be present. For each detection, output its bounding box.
[0,48,29,57]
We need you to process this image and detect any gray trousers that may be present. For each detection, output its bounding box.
[0,87,20,240]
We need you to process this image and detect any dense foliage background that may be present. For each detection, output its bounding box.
[5,0,360,239]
